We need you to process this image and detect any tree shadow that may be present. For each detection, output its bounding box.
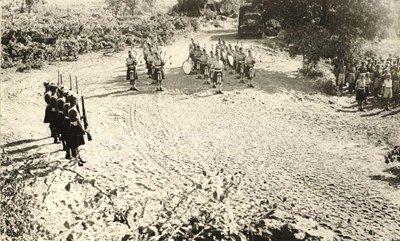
[2,137,50,148]
[370,166,400,188]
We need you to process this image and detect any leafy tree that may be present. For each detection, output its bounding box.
[106,0,155,16]
[173,0,208,16]
[253,0,388,69]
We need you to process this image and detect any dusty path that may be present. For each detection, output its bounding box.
[1,30,400,240]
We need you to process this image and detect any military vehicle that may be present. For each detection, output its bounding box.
[238,3,280,38]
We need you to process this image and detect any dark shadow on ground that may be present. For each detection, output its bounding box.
[370,166,400,187]
[85,66,323,99]
[5,143,53,155]
[2,137,50,148]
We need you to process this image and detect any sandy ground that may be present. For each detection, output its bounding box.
[1,30,400,240]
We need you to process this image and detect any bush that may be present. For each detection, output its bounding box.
[1,11,198,70]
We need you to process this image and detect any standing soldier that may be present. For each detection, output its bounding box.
[245,50,256,88]
[355,73,367,112]
[43,82,53,137]
[200,49,209,82]
[146,49,155,79]
[152,51,165,92]
[189,38,196,61]
[56,86,67,150]
[62,102,72,159]
[212,54,224,94]
[207,51,216,88]
[143,42,150,63]
[233,45,239,75]
[126,51,138,91]
[236,47,246,82]
[194,45,203,78]
[382,74,393,111]
[347,67,356,94]
[68,94,86,166]
[48,83,59,143]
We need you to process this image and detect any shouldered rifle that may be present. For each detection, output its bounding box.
[81,96,92,141]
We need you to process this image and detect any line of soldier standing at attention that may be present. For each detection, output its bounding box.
[334,55,400,112]
[43,82,87,166]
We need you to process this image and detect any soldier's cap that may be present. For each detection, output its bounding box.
[59,85,66,90]
[239,47,243,50]
[43,81,50,86]
[203,49,206,52]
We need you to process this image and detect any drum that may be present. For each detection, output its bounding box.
[182,60,193,75]
[227,55,234,67]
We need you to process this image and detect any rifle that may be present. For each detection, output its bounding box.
[60,74,63,85]
[69,74,72,90]
[58,70,60,85]
[81,96,92,141]
[76,76,79,94]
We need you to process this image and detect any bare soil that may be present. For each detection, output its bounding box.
[1,30,400,240]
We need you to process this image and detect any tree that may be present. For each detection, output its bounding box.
[106,0,155,16]
[173,0,209,16]
[254,0,388,69]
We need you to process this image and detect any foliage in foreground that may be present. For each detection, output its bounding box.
[1,150,336,241]
[1,10,199,70]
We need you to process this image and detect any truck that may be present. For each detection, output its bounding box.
[238,3,280,38]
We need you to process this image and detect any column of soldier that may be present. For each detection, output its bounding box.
[43,74,92,167]
[128,38,258,94]
[187,38,258,94]
[335,54,400,112]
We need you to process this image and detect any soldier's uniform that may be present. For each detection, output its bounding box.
[236,50,246,78]
[146,52,154,77]
[245,54,256,79]
[152,53,165,91]
[56,89,67,150]
[200,50,208,77]
[62,102,72,159]
[68,96,85,165]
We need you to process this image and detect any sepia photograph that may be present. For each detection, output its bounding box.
[1,0,400,240]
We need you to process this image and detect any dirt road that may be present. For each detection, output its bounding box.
[1,30,400,240]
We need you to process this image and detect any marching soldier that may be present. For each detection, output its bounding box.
[126,50,139,91]
[233,45,239,75]
[152,51,165,92]
[68,94,86,166]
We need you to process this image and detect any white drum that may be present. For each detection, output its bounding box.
[182,61,193,75]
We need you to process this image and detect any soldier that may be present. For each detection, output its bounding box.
[245,50,256,88]
[207,51,216,88]
[143,42,150,63]
[194,45,203,78]
[233,45,239,75]
[236,47,246,82]
[62,103,72,159]
[382,74,393,111]
[68,94,86,166]
[189,38,196,60]
[43,82,53,137]
[126,51,138,91]
[212,54,224,94]
[56,86,67,150]
[200,49,209,82]
[152,51,165,92]
[146,49,155,79]
[48,83,59,143]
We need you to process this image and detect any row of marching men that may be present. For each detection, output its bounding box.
[187,38,259,94]
[43,76,92,166]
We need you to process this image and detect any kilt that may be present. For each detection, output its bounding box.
[153,69,165,81]
[146,62,153,75]
[68,125,85,149]
[56,112,66,134]
[383,87,393,98]
[127,66,138,81]
[61,118,71,142]
[44,105,52,123]
[356,89,366,101]
[213,71,223,83]
[237,62,245,73]
[245,66,255,78]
